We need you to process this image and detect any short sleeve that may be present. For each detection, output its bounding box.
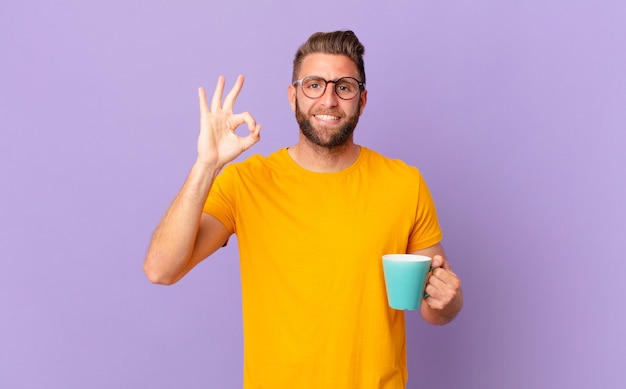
[406,171,442,252]
[203,165,238,234]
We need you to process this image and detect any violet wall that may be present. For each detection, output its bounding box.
[2,1,625,388]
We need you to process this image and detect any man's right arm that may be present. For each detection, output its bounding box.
[143,75,261,285]
[143,161,229,285]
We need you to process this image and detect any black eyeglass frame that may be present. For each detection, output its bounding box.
[293,76,365,100]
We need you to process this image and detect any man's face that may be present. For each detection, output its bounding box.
[289,53,367,149]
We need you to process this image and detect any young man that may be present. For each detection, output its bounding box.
[144,30,463,388]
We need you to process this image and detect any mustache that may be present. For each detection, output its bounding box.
[294,96,345,117]
[311,109,344,117]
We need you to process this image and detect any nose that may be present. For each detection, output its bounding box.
[318,81,339,107]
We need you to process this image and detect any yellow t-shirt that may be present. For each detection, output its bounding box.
[204,147,442,389]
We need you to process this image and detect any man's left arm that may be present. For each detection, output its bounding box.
[410,243,463,325]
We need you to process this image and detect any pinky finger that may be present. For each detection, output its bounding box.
[198,87,209,112]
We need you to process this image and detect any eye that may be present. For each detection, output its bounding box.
[336,79,356,93]
[336,83,353,93]
[303,77,325,90]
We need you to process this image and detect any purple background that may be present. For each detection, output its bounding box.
[2,1,625,388]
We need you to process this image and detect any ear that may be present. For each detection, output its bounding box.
[358,89,368,116]
[288,84,297,112]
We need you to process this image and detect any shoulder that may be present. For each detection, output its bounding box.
[219,149,288,180]
[360,147,423,179]
[224,149,286,171]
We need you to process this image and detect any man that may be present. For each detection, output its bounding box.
[144,30,463,388]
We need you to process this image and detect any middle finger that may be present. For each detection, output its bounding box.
[222,75,245,112]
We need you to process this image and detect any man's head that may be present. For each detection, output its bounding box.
[292,30,366,86]
[289,31,368,149]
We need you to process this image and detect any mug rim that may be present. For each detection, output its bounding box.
[382,254,432,262]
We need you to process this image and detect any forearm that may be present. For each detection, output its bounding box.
[144,76,261,284]
[143,160,222,284]
[420,287,464,326]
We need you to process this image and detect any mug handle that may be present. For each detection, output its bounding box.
[423,267,435,299]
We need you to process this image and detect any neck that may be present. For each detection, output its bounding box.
[288,137,361,173]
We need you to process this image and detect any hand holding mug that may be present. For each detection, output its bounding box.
[423,254,462,311]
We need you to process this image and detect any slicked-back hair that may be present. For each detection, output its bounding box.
[292,30,366,85]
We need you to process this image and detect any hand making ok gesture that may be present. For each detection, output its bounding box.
[197,75,261,167]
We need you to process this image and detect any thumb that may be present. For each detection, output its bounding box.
[431,254,444,268]
[432,254,452,271]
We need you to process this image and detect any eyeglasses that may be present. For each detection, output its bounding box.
[293,76,365,100]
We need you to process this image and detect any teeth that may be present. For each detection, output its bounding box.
[315,115,340,121]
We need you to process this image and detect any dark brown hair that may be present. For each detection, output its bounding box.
[292,30,366,85]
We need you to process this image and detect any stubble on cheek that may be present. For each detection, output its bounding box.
[294,97,361,149]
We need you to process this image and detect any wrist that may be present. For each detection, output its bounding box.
[182,158,223,194]
[193,156,224,174]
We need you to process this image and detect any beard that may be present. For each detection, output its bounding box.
[295,96,362,149]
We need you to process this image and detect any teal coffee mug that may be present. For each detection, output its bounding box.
[382,254,432,310]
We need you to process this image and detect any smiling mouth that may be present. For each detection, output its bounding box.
[314,114,340,122]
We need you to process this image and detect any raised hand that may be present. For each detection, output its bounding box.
[197,75,261,167]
